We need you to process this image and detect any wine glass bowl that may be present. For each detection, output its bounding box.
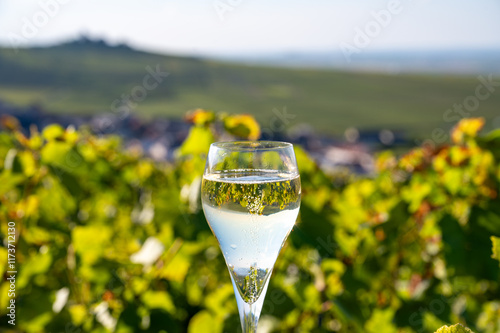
[201,141,301,332]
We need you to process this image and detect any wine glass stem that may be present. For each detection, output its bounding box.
[241,302,258,333]
[231,274,270,333]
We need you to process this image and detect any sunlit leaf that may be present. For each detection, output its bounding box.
[178,126,214,156]
[223,114,261,140]
[0,171,24,196]
[491,236,500,266]
[41,141,85,175]
[188,310,220,333]
[365,308,397,333]
[294,145,316,175]
[17,252,53,289]
[185,109,216,126]
[141,290,175,314]
[451,117,484,144]
[160,252,190,282]
[18,150,37,177]
[42,124,65,141]
[69,304,87,326]
[72,225,112,265]
[434,323,475,333]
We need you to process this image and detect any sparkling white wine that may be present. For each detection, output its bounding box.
[202,169,301,304]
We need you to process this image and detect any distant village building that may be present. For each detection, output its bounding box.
[1,100,407,174]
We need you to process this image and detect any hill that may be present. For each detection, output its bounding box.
[0,39,499,137]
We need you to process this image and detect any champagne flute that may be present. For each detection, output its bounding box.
[201,141,301,332]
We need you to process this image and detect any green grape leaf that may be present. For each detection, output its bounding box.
[185,109,216,126]
[23,226,53,245]
[188,310,219,333]
[72,225,112,265]
[302,284,321,311]
[20,312,53,333]
[401,176,432,212]
[17,252,53,289]
[451,117,484,144]
[223,114,260,140]
[178,126,214,156]
[141,290,175,314]
[36,175,76,222]
[205,284,235,316]
[434,323,475,333]
[160,252,190,282]
[42,124,65,141]
[69,304,87,326]
[492,236,500,265]
[0,248,7,280]
[18,150,37,177]
[0,170,24,196]
[41,141,85,175]
[481,128,500,143]
[294,145,316,175]
[442,169,463,195]
[365,308,397,333]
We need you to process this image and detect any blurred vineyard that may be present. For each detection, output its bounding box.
[0,112,499,333]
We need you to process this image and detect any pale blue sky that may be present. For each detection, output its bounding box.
[0,0,499,55]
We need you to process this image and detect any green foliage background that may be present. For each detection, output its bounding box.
[0,114,499,332]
